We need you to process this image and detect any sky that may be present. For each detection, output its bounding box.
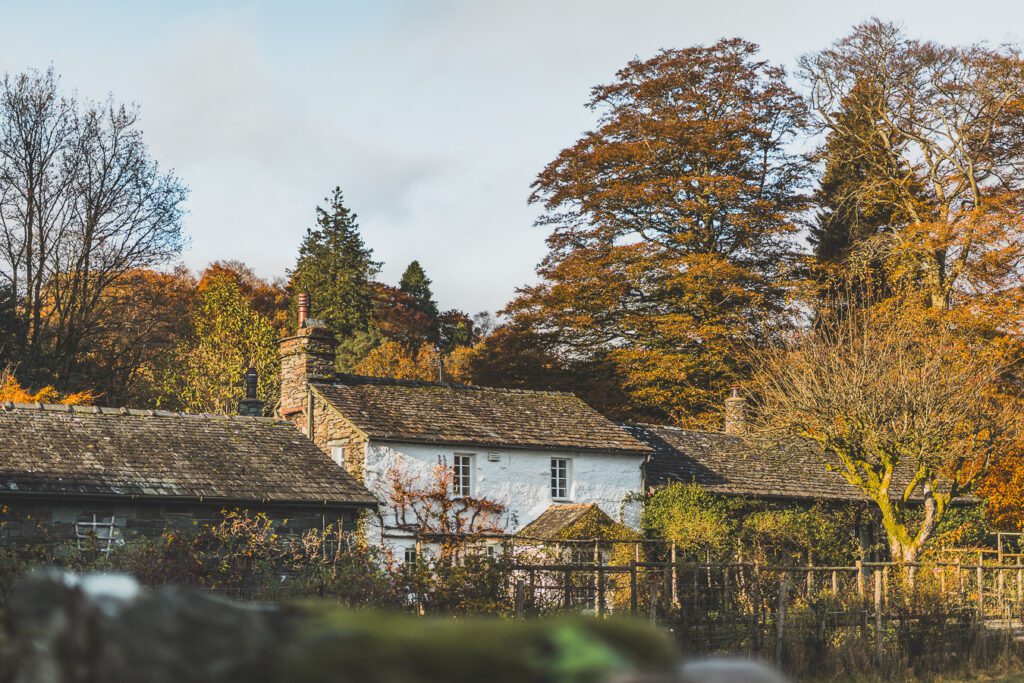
[1,0,1023,315]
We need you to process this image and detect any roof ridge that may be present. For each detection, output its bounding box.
[623,422,732,438]
[327,373,578,397]
[0,402,285,422]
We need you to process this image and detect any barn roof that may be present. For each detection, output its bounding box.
[626,424,867,502]
[0,402,377,508]
[312,375,650,455]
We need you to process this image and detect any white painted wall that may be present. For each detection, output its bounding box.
[362,440,645,555]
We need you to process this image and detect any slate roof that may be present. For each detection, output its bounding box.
[517,504,613,540]
[626,424,868,502]
[312,375,651,455]
[0,403,377,508]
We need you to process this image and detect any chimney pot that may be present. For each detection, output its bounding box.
[724,384,746,435]
[244,367,258,400]
[238,368,264,417]
[297,293,310,328]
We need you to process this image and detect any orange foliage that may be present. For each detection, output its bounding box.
[502,40,807,427]
[0,369,94,405]
[384,462,507,560]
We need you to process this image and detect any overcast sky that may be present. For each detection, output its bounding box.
[1,1,1022,315]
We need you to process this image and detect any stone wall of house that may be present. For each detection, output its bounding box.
[307,390,368,482]
[278,324,337,424]
[0,497,359,546]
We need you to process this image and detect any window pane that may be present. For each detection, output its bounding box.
[551,458,568,499]
[453,455,472,496]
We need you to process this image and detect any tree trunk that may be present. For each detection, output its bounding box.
[888,538,922,565]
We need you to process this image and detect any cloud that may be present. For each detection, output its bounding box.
[2,0,1023,314]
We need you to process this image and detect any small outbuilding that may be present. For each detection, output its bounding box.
[0,402,377,544]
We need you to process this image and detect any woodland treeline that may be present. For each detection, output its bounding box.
[5,21,1024,547]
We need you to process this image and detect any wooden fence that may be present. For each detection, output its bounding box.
[504,558,1024,675]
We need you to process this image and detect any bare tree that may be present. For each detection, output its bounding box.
[0,69,76,366]
[800,20,1024,308]
[751,296,1022,563]
[0,68,187,388]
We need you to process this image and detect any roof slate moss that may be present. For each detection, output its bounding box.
[313,375,650,455]
[517,503,613,540]
[0,403,377,507]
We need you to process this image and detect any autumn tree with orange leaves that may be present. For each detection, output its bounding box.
[802,20,1024,312]
[501,39,809,427]
[800,21,1024,531]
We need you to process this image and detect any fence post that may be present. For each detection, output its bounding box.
[831,569,838,596]
[514,579,525,619]
[597,556,606,618]
[1011,561,1019,610]
[663,562,673,612]
[563,568,571,610]
[629,561,638,616]
[649,578,658,625]
[883,566,889,606]
[856,560,864,597]
[670,542,679,607]
[874,568,883,665]
[977,564,985,619]
[775,571,789,666]
[723,565,731,611]
[998,566,1006,618]
[415,540,424,616]
[593,540,600,613]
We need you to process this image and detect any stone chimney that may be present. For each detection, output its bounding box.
[279,293,336,431]
[724,385,746,435]
[238,368,264,417]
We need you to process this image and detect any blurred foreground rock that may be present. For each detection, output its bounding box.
[1,570,787,683]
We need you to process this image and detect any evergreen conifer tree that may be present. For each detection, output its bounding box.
[289,188,380,338]
[399,260,439,322]
[810,80,907,265]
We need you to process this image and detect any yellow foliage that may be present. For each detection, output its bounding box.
[355,341,474,384]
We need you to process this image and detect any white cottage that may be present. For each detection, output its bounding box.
[277,298,651,556]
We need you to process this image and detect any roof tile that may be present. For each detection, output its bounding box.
[0,403,377,507]
[315,375,650,455]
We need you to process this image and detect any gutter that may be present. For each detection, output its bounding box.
[371,436,650,458]
[0,488,378,511]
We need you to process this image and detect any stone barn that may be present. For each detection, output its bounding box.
[0,401,377,545]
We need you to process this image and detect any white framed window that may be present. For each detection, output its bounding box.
[328,438,348,467]
[551,457,571,500]
[452,453,474,497]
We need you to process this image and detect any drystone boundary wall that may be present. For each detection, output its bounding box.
[0,570,788,683]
